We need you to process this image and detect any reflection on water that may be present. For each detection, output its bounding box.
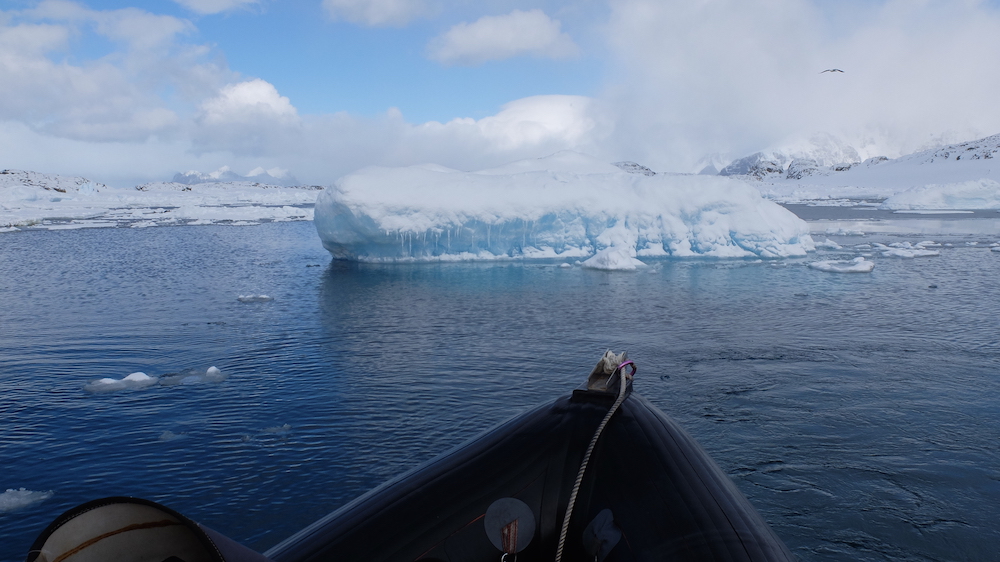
[1,221,999,561]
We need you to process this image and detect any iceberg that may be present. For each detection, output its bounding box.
[314,153,814,262]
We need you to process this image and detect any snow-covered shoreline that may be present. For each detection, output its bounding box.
[1,170,321,231]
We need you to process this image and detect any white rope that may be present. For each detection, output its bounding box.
[554,364,632,562]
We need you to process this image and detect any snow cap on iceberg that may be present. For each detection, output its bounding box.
[314,152,814,262]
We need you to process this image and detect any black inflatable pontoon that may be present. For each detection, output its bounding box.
[27,353,794,562]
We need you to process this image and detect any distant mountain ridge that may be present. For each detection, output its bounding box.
[172,166,300,187]
[716,132,1000,183]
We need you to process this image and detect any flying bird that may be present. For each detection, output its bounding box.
[820,69,844,73]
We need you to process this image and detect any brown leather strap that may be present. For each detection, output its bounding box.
[51,519,182,562]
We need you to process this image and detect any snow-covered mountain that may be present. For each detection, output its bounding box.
[717,133,1000,203]
[716,133,871,179]
[172,166,300,187]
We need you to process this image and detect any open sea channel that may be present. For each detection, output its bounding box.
[1,217,999,561]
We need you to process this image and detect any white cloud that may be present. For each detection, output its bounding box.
[96,8,195,50]
[193,79,301,157]
[322,0,430,27]
[1,93,610,187]
[602,0,1000,171]
[0,1,229,142]
[200,79,298,124]
[172,0,260,15]
[453,95,604,150]
[187,92,609,174]
[427,9,579,66]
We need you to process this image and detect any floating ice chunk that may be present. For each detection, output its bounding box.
[123,372,153,383]
[315,155,814,262]
[581,247,647,271]
[827,228,865,236]
[158,430,185,441]
[993,246,1000,252]
[915,241,940,248]
[0,488,54,513]
[84,372,157,392]
[238,294,273,303]
[883,248,940,258]
[808,256,875,273]
[160,366,227,386]
[559,262,572,268]
[263,423,292,434]
[89,377,125,391]
[816,238,842,250]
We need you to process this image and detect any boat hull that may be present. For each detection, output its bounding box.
[265,387,794,562]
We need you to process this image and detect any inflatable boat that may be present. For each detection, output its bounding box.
[26,352,794,562]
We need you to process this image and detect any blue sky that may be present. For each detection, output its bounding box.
[3,0,1000,186]
[118,0,606,121]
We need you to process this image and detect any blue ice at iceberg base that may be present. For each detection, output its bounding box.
[314,155,815,266]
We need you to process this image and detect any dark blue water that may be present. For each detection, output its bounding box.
[2,222,999,561]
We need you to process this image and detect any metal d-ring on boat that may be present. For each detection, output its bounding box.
[26,351,794,562]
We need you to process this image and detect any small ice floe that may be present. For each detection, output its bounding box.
[237,294,273,303]
[0,488,54,513]
[581,247,647,271]
[826,228,865,236]
[84,372,157,393]
[815,238,842,250]
[158,430,187,441]
[966,241,979,246]
[916,240,941,248]
[992,246,1000,253]
[160,366,226,386]
[559,263,573,269]
[263,423,292,434]
[808,256,874,273]
[874,242,939,258]
[883,248,940,258]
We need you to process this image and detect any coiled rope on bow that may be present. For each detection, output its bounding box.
[554,360,635,562]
